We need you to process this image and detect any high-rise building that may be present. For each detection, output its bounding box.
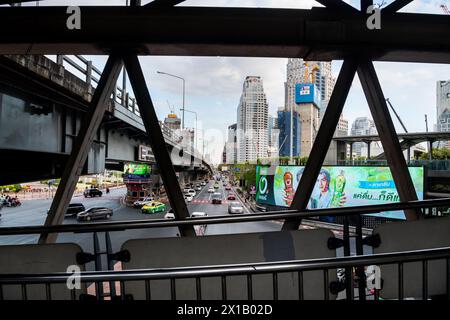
[284,59,335,156]
[180,128,195,154]
[298,103,320,157]
[351,117,378,157]
[437,81,450,149]
[268,115,279,158]
[277,109,301,157]
[164,113,181,131]
[236,76,269,163]
[437,80,450,132]
[225,123,237,164]
[285,59,335,114]
[222,145,227,164]
[285,59,304,113]
[336,114,349,137]
[316,61,335,103]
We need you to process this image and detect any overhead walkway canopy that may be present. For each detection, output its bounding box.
[0,5,448,63]
[333,132,450,144]
[333,132,450,160]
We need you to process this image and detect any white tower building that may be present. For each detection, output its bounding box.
[236,76,269,163]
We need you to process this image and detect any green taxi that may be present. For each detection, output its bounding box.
[141,201,166,214]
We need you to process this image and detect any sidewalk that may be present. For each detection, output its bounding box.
[11,184,126,201]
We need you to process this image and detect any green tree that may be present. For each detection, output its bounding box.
[418,148,450,160]
[243,167,256,191]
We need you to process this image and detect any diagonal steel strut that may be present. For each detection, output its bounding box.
[282,59,358,230]
[122,54,196,237]
[39,55,123,244]
[357,59,420,221]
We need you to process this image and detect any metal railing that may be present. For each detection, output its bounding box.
[1,246,450,301]
[335,159,450,170]
[55,54,138,114]
[1,198,450,300]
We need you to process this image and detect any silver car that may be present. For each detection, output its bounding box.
[228,201,244,214]
[77,207,113,221]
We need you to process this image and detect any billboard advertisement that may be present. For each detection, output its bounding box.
[138,145,154,162]
[256,166,424,220]
[124,163,151,180]
[295,83,321,107]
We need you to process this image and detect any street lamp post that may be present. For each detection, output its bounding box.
[156,71,185,129]
[180,108,197,153]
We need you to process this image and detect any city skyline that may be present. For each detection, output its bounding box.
[28,0,450,165]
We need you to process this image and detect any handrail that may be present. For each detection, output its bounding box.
[0,198,449,236]
[1,246,450,284]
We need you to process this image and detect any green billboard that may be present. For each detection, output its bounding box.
[256,165,424,220]
[124,163,151,176]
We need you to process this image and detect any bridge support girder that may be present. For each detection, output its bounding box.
[39,55,123,244]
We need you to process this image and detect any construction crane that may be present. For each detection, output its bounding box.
[441,4,450,14]
[303,61,320,84]
[386,98,408,133]
[166,100,175,113]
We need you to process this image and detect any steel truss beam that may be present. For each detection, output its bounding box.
[123,54,195,237]
[0,7,449,63]
[314,0,358,12]
[360,0,373,12]
[283,59,358,230]
[383,0,414,14]
[357,59,419,220]
[146,0,186,7]
[39,55,123,244]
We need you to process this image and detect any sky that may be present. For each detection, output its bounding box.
[12,0,450,164]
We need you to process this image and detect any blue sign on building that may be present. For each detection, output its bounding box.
[277,110,301,157]
[295,83,321,107]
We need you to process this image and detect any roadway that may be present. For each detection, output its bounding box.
[0,180,279,253]
[0,179,369,262]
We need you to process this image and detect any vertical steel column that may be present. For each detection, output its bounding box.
[122,67,127,106]
[357,60,420,221]
[355,215,366,300]
[343,216,353,300]
[428,139,434,161]
[39,55,123,244]
[349,142,353,163]
[366,141,371,159]
[123,54,195,236]
[361,0,373,12]
[283,59,358,230]
[407,142,411,162]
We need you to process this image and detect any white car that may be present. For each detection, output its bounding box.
[183,188,190,193]
[207,188,214,193]
[195,186,202,191]
[185,194,194,202]
[187,189,196,196]
[228,202,244,214]
[133,197,154,208]
[164,212,175,220]
[191,212,207,218]
[200,182,206,186]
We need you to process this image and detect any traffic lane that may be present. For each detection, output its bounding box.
[187,181,281,235]
[0,188,127,245]
[58,198,179,254]
[0,187,125,228]
[58,183,212,254]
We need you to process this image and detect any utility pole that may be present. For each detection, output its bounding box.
[289,107,293,164]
